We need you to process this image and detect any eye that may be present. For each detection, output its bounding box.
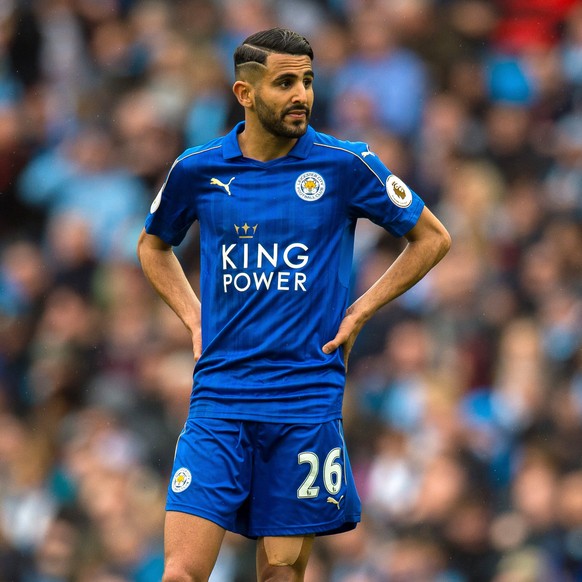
[304,78,313,88]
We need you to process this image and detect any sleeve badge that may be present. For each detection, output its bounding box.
[386,175,412,208]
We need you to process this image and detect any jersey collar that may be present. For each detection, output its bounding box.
[222,121,315,160]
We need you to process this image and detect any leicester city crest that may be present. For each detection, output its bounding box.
[295,172,326,201]
[171,467,192,493]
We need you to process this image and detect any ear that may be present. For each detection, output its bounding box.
[233,80,254,109]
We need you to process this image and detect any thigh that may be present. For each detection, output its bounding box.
[247,420,361,537]
[167,418,252,531]
[164,511,225,580]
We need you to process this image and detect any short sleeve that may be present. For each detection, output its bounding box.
[347,145,425,237]
[144,156,198,246]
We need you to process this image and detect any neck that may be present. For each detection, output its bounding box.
[237,119,299,162]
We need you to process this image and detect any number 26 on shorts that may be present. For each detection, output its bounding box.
[297,448,342,498]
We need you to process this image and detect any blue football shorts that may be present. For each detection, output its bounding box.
[166,417,361,538]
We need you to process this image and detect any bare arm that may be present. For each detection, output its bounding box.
[322,206,451,367]
[137,229,202,362]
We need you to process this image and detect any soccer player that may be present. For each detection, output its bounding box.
[137,27,451,582]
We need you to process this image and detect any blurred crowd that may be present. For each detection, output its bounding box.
[0,0,581,580]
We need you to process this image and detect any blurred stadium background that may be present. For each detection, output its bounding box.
[1,0,581,580]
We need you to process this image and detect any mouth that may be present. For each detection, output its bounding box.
[285,108,309,119]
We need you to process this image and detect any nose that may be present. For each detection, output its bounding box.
[292,82,307,104]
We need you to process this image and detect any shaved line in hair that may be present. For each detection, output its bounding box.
[243,43,276,57]
[233,28,314,80]
[235,60,266,82]
[234,45,272,81]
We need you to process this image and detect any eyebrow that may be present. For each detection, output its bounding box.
[272,70,315,83]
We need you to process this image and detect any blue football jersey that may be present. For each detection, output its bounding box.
[145,122,425,422]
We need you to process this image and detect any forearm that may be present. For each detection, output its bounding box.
[349,233,449,323]
[137,231,201,333]
[322,210,450,361]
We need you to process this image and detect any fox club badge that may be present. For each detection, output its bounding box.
[171,467,192,493]
[295,172,326,201]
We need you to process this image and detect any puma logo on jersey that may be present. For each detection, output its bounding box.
[210,177,235,196]
[327,495,344,509]
[361,147,375,158]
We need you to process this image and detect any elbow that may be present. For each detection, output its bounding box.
[136,230,173,264]
[136,229,147,265]
[440,228,452,257]
[434,226,452,263]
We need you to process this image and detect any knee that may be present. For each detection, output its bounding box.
[162,565,208,582]
[161,568,190,582]
[259,544,307,581]
[259,535,313,580]
[266,553,294,568]
[263,538,304,568]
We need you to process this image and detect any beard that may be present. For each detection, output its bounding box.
[254,92,310,139]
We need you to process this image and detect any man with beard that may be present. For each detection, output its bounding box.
[137,28,451,582]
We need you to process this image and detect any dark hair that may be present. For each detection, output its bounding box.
[233,27,314,72]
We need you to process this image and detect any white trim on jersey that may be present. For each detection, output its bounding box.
[160,145,223,193]
[313,142,385,187]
